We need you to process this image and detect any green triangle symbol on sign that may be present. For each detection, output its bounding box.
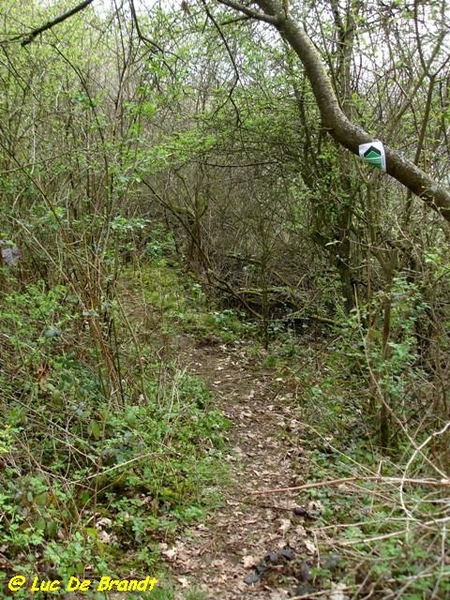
[364,147,382,168]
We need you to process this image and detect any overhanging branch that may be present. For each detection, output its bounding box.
[21,0,95,47]
[218,0,450,223]
[218,0,280,25]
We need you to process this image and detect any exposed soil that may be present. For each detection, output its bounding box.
[164,338,323,600]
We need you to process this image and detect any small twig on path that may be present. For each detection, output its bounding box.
[246,475,450,496]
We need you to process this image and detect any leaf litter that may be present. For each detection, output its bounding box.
[167,338,326,600]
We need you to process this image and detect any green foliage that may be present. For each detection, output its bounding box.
[0,268,230,586]
[335,276,429,445]
[267,308,450,599]
[136,259,255,343]
[1,1,450,597]
[296,427,450,598]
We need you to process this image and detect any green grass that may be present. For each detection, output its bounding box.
[132,260,256,343]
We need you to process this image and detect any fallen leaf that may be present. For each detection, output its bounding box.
[95,517,112,528]
[304,539,317,555]
[278,518,291,534]
[294,524,307,537]
[97,530,111,544]
[244,572,260,585]
[242,555,258,569]
[265,552,279,564]
[161,547,178,560]
[279,547,295,561]
[307,499,323,513]
[330,582,349,600]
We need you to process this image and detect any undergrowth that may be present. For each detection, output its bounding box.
[272,286,450,599]
[0,254,232,599]
[2,232,449,599]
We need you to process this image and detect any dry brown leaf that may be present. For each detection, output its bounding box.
[278,518,292,534]
[307,499,323,514]
[242,554,258,568]
[95,517,112,528]
[161,547,178,560]
[304,538,317,555]
[177,577,189,587]
[97,530,111,544]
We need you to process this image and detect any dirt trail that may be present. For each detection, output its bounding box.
[165,340,319,600]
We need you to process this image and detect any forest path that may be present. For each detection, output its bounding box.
[165,339,319,600]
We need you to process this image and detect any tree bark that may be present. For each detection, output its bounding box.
[20,0,94,46]
[219,0,450,223]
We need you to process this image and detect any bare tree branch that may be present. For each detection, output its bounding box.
[200,0,242,125]
[21,0,95,47]
[128,0,165,54]
[218,0,280,25]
